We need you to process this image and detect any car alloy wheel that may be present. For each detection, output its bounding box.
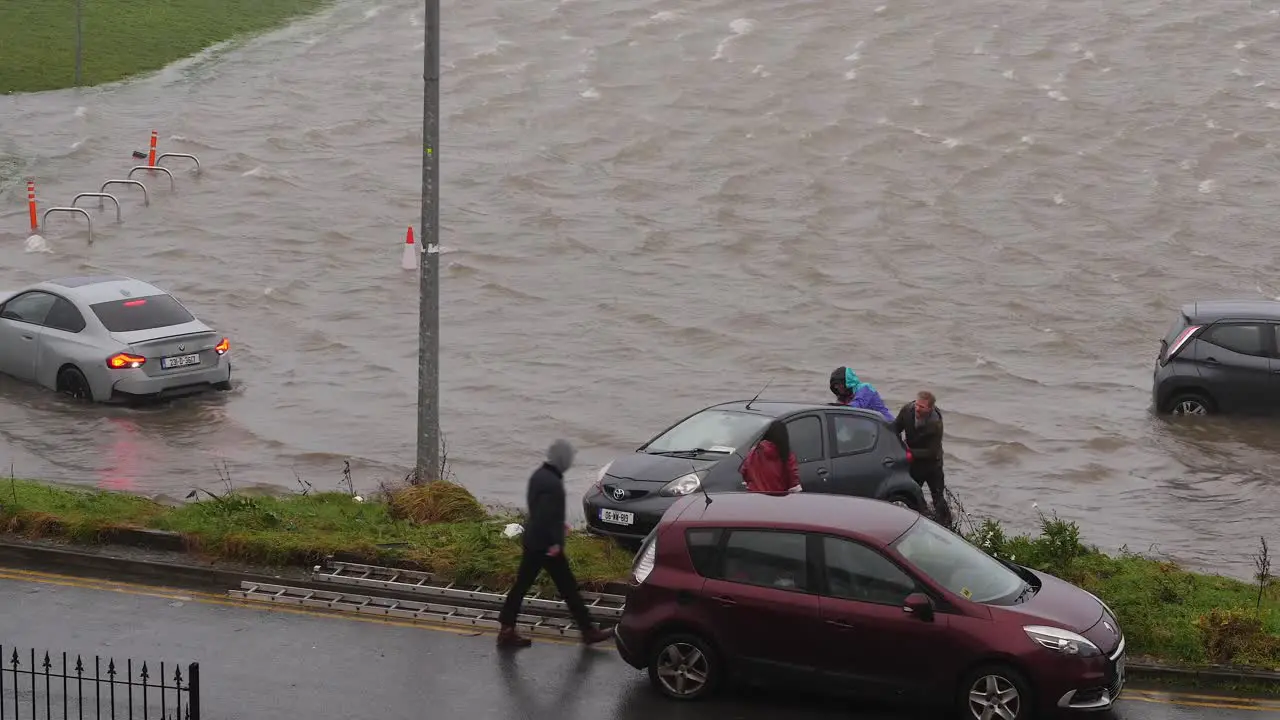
[1172,399,1207,416]
[968,673,1021,720]
[653,640,712,699]
[58,369,91,401]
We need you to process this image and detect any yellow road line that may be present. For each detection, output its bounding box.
[0,567,1276,710]
[0,567,586,648]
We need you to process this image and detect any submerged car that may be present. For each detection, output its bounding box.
[615,492,1126,719]
[0,275,233,403]
[1152,299,1280,416]
[582,400,926,541]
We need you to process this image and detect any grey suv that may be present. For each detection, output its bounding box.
[1152,300,1280,415]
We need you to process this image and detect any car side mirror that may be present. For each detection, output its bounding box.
[902,592,934,621]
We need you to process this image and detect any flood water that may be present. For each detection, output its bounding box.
[1,0,1278,579]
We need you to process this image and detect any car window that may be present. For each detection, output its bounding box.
[893,519,1024,605]
[686,528,723,578]
[44,297,87,333]
[89,294,195,333]
[830,414,878,456]
[785,416,824,463]
[643,409,774,455]
[0,292,57,325]
[721,530,808,592]
[823,536,917,605]
[1201,323,1266,357]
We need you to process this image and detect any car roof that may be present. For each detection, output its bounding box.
[706,399,892,423]
[1180,300,1280,323]
[672,492,920,544]
[37,276,169,305]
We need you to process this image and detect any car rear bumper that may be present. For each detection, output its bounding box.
[109,359,231,401]
[582,487,669,541]
[613,623,644,669]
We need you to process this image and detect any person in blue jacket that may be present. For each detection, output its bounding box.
[829,367,895,422]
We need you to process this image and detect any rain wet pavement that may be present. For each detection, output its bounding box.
[2,0,1280,580]
[0,572,1274,720]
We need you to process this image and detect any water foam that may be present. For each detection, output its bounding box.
[712,18,757,61]
[24,235,51,253]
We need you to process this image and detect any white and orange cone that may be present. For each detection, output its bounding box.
[401,226,417,270]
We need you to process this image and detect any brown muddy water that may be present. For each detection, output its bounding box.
[1,0,1278,579]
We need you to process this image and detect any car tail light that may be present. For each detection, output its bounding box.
[905,449,913,464]
[215,338,230,355]
[107,353,146,369]
[1163,325,1201,364]
[632,533,657,585]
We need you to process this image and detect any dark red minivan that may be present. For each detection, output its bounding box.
[613,492,1126,719]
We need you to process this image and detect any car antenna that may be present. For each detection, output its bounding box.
[692,460,713,506]
[744,378,772,411]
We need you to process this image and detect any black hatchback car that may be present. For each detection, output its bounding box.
[582,400,927,541]
[1152,300,1280,416]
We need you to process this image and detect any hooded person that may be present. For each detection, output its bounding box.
[740,419,801,493]
[497,439,611,649]
[830,367,895,422]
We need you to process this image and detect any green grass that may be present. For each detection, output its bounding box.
[0,0,331,94]
[0,478,636,593]
[0,477,1276,675]
[966,512,1279,671]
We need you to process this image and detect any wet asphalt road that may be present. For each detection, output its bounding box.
[0,570,1274,720]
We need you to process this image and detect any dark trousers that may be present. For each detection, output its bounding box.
[499,547,594,630]
[911,465,953,527]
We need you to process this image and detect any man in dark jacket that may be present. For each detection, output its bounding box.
[892,391,954,528]
[497,439,611,648]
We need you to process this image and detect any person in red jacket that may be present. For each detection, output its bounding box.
[740,420,801,494]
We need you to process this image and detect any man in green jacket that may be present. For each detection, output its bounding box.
[893,390,953,528]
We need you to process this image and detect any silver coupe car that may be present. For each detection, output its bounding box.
[0,275,233,403]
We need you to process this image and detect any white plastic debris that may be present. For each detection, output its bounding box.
[353,495,364,503]
[503,523,523,539]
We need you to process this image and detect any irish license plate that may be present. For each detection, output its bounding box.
[600,509,634,526]
[162,353,201,369]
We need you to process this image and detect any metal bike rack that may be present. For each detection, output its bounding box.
[41,207,94,244]
[126,165,175,190]
[71,192,121,223]
[155,152,201,173]
[100,179,149,207]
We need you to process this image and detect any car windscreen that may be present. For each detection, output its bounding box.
[892,520,1025,605]
[90,295,195,333]
[643,409,774,455]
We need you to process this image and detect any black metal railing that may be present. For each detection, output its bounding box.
[0,646,199,720]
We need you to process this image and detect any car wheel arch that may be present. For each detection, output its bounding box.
[54,363,95,402]
[953,654,1036,698]
[877,476,925,506]
[643,621,726,672]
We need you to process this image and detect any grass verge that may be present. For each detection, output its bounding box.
[0,476,1275,677]
[0,478,635,594]
[0,0,331,94]
[961,507,1279,672]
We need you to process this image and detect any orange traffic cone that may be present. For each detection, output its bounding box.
[401,226,417,270]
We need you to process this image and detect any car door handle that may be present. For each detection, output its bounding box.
[710,595,737,607]
[1204,357,1220,365]
[882,456,896,467]
[21,334,33,341]
[816,468,829,478]
[826,619,855,629]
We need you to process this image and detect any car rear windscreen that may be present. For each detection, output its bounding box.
[90,295,195,333]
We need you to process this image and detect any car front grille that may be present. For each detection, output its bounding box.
[603,484,650,502]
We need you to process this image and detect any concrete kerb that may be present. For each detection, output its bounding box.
[0,535,1276,693]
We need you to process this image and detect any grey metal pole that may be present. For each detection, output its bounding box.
[74,0,84,86]
[415,0,441,482]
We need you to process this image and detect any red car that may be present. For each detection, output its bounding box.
[613,492,1126,719]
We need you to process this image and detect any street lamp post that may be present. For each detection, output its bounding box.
[415,0,442,482]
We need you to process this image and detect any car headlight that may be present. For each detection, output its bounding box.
[1024,626,1101,657]
[660,472,702,497]
[594,461,613,490]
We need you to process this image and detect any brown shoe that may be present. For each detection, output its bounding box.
[497,626,532,649]
[581,627,612,646]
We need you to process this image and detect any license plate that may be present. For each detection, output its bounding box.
[600,509,634,526]
[162,353,201,369]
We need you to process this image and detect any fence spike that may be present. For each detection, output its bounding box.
[9,649,17,668]
[75,656,84,675]
[42,652,52,671]
[107,658,116,678]
[173,665,183,686]
[140,662,149,682]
